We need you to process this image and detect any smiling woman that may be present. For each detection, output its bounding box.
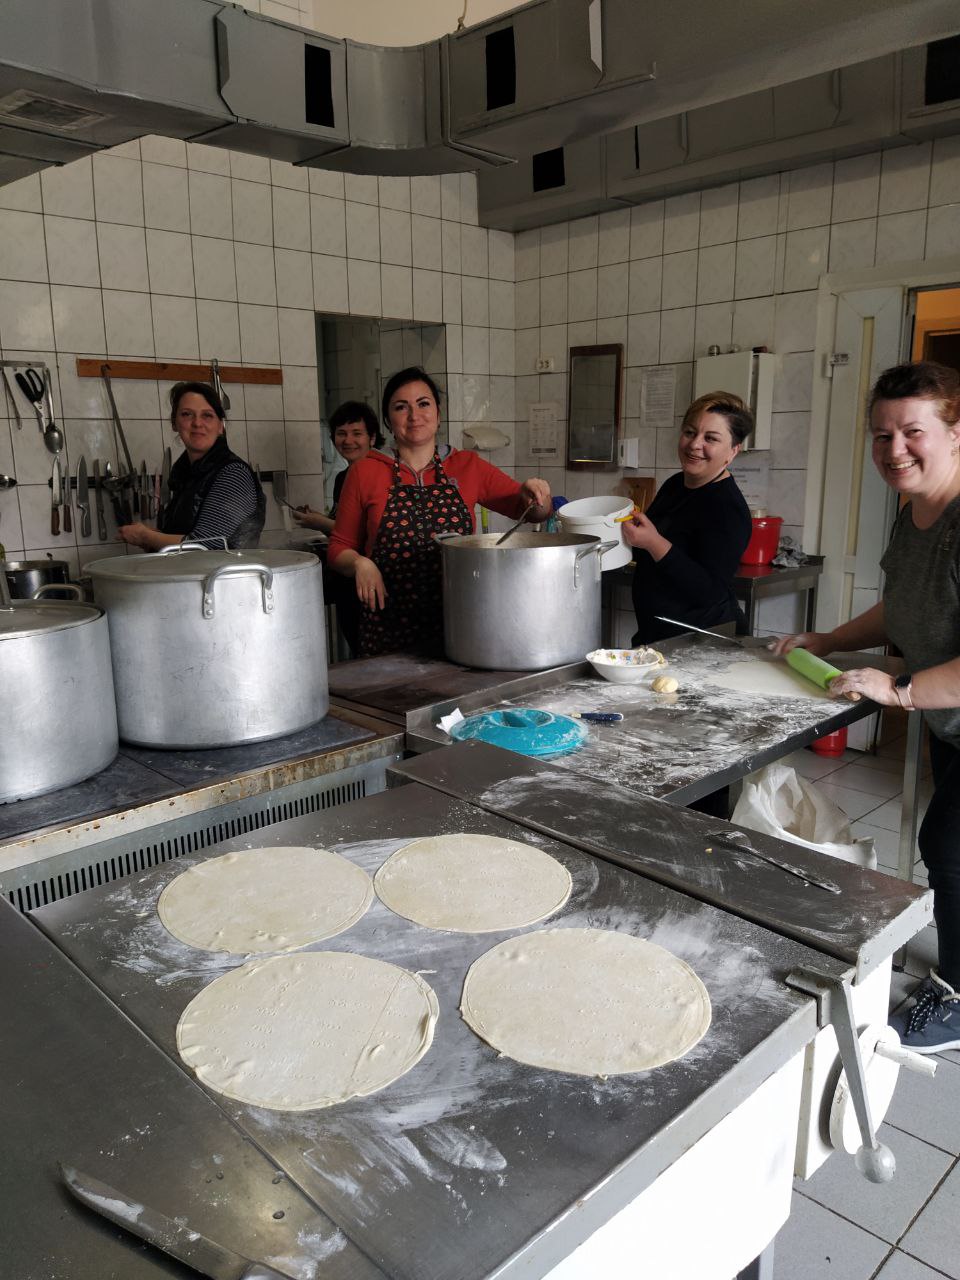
[773,361,960,1055]
[117,382,265,551]
[328,365,553,658]
[626,390,754,646]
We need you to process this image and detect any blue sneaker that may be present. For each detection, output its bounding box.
[890,972,960,1054]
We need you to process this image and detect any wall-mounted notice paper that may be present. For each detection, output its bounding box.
[640,366,676,430]
[529,401,562,461]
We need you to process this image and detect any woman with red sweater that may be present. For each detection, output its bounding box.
[328,367,552,657]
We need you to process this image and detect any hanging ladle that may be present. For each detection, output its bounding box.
[0,475,16,489]
[495,500,536,546]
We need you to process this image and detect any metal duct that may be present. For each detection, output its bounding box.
[0,0,957,186]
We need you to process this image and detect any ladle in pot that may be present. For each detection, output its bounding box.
[495,500,536,546]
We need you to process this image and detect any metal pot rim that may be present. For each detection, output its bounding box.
[86,548,318,583]
[440,532,600,551]
[0,599,104,640]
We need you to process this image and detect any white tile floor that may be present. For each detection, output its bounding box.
[766,725,959,1280]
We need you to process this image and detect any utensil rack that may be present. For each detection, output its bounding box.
[75,358,283,384]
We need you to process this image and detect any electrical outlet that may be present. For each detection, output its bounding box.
[535,356,554,372]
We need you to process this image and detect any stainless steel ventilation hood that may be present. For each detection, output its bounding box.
[0,0,958,187]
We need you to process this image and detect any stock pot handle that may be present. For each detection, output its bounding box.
[201,563,274,619]
[158,538,230,555]
[596,540,620,556]
[32,582,84,601]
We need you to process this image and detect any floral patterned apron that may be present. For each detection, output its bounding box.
[358,451,473,657]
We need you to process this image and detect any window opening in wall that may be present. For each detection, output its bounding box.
[924,35,960,107]
[485,27,516,111]
[304,43,335,127]
[532,147,566,192]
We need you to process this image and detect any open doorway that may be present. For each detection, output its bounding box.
[910,283,960,373]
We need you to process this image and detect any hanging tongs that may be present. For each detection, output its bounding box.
[101,364,137,523]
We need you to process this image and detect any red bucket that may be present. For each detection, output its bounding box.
[811,727,847,757]
[742,516,783,565]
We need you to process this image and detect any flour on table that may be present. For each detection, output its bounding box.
[177,952,438,1110]
[461,928,711,1075]
[158,846,373,954]
[707,657,833,700]
[374,832,572,933]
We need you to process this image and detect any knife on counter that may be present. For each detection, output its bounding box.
[92,460,106,540]
[76,456,91,538]
[51,455,62,537]
[61,1164,297,1280]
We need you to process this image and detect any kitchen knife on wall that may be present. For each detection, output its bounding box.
[60,445,72,535]
[50,455,61,537]
[160,446,172,510]
[61,1165,297,1280]
[76,456,91,538]
[92,459,108,541]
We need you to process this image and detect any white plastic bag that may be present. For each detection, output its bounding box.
[731,763,876,869]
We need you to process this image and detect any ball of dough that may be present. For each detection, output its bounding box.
[652,675,679,693]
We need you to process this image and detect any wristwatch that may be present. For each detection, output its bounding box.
[893,672,915,710]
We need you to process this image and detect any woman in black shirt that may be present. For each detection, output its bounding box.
[625,391,753,645]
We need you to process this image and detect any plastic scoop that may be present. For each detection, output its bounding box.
[786,648,861,701]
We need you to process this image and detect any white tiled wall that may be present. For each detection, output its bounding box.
[0,144,514,575]
[513,138,960,552]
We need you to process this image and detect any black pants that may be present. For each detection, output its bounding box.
[918,732,960,988]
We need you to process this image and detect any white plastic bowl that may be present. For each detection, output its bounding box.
[558,496,634,571]
[586,647,666,684]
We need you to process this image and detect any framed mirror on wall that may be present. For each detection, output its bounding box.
[566,343,623,470]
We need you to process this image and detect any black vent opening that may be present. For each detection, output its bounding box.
[485,27,516,111]
[304,43,335,127]
[925,35,960,107]
[532,147,566,192]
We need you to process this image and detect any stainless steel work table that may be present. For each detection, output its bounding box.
[330,639,888,807]
[30,779,853,1280]
[0,896,381,1280]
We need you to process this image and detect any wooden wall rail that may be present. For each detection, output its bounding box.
[75,359,283,384]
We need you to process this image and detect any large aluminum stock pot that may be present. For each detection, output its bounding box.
[441,532,617,670]
[0,581,118,803]
[87,547,328,748]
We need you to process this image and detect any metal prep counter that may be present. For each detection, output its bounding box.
[329,637,888,806]
[26,776,879,1280]
[0,706,403,913]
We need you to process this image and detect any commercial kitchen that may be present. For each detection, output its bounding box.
[3,2,960,1278]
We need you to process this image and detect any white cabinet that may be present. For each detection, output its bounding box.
[693,350,775,451]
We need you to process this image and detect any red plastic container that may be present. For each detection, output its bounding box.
[741,516,783,565]
[810,727,848,757]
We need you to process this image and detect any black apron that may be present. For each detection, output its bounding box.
[159,435,265,549]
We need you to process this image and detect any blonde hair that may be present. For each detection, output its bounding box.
[682,391,753,445]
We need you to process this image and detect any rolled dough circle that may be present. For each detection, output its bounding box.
[158,846,373,954]
[374,832,572,933]
[461,928,711,1075]
[176,951,438,1110]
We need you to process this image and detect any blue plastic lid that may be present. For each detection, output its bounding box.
[450,707,587,758]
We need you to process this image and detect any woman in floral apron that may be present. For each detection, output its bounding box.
[327,367,553,657]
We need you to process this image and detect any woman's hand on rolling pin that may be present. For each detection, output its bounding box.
[621,511,671,559]
[520,478,552,521]
[768,631,834,658]
[354,556,386,611]
[828,667,899,705]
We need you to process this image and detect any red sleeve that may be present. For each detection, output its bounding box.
[446,451,526,521]
[327,462,374,563]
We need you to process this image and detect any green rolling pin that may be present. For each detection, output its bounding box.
[786,648,861,701]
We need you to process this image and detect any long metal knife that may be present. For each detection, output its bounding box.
[61,1164,296,1280]
[77,456,91,538]
[706,829,842,894]
[93,459,108,541]
[654,615,746,645]
[160,445,172,509]
[50,455,62,537]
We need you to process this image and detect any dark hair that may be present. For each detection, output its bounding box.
[381,366,442,430]
[169,381,225,426]
[329,400,383,448]
[682,390,753,446]
[869,361,960,427]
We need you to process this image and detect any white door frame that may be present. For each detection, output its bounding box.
[805,252,960,561]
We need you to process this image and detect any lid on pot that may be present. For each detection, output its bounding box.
[85,548,317,583]
[0,599,102,640]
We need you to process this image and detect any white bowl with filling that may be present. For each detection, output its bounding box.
[586,647,666,684]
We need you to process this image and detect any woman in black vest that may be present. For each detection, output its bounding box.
[117,382,265,551]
